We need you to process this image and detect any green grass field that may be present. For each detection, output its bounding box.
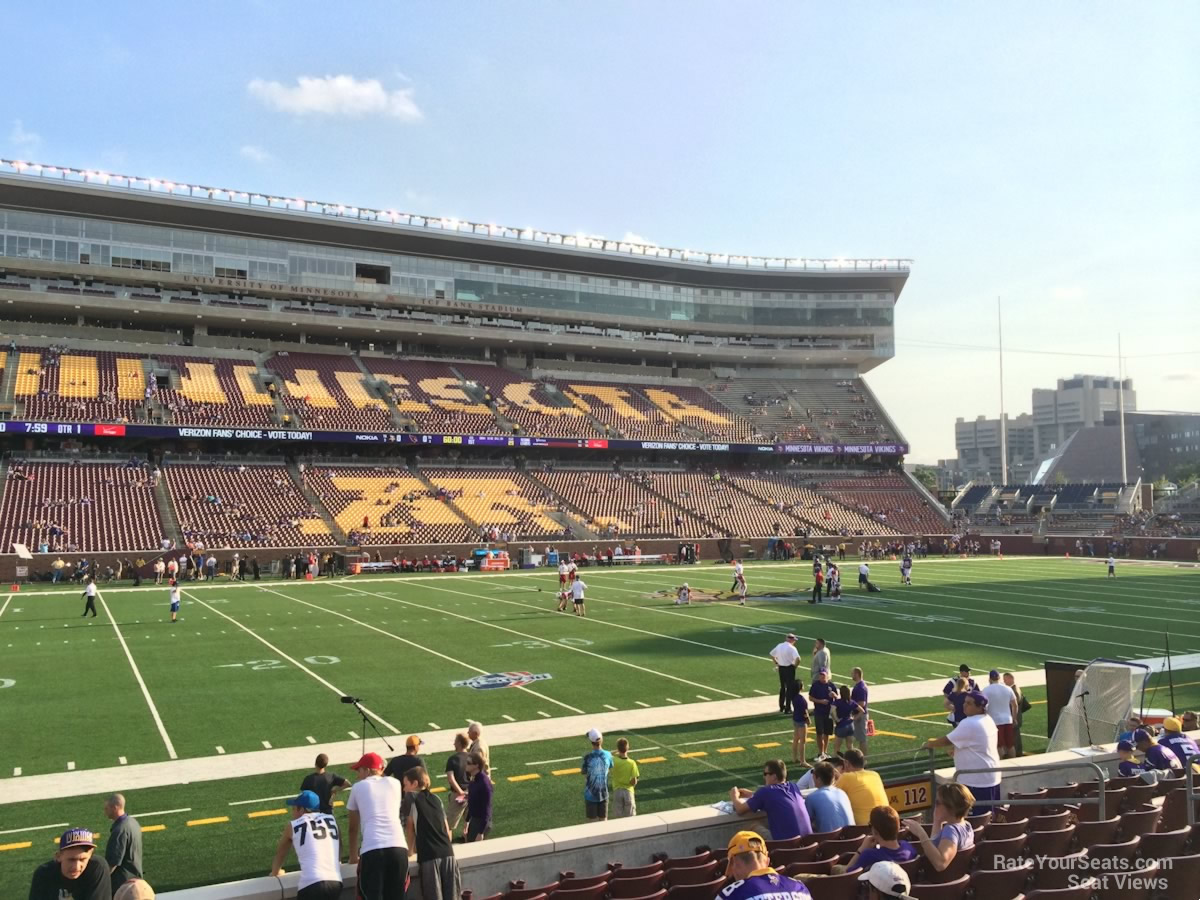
[0,555,1197,894]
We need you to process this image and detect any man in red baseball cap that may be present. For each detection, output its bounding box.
[346,752,408,899]
[29,827,111,900]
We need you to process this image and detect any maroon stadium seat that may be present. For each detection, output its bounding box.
[909,875,970,900]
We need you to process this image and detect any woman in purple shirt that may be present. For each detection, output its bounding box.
[464,753,492,842]
[904,783,975,873]
[832,686,862,756]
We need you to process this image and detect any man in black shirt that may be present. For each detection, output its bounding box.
[299,753,349,815]
[401,767,460,900]
[384,735,425,784]
[444,733,471,832]
[29,827,112,900]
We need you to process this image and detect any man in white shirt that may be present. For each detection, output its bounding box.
[346,752,408,899]
[981,669,1018,758]
[1106,555,1116,577]
[921,692,1001,813]
[270,789,343,899]
[81,577,98,618]
[770,633,801,714]
[570,577,589,617]
[858,562,870,590]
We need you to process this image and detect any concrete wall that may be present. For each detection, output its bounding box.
[159,806,765,900]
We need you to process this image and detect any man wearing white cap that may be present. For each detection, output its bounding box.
[858,860,914,899]
[581,728,613,821]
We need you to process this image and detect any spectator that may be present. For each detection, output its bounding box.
[843,806,916,873]
[1003,671,1030,757]
[837,749,889,826]
[467,722,490,770]
[384,736,425,783]
[400,767,461,900]
[720,831,812,900]
[851,668,870,756]
[857,861,913,900]
[729,758,813,840]
[1159,717,1200,770]
[903,783,975,873]
[943,664,978,697]
[463,753,493,842]
[982,670,1018,759]
[582,728,614,821]
[796,754,843,790]
[610,737,640,818]
[103,793,143,894]
[810,638,831,684]
[270,790,342,899]
[789,681,809,767]
[944,677,970,725]
[1117,714,1143,744]
[804,761,854,833]
[300,753,349,815]
[52,556,66,583]
[832,685,861,756]
[1134,728,1183,774]
[444,734,471,833]
[770,633,800,714]
[922,692,1001,813]
[1115,740,1147,778]
[345,752,408,898]
[29,827,112,900]
[808,669,836,762]
[1182,710,1199,732]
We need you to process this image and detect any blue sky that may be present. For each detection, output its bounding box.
[3,1,1197,462]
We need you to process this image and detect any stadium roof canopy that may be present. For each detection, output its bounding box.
[0,159,910,296]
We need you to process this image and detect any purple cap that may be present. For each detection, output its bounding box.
[967,690,988,710]
[818,667,829,675]
[1133,728,1153,744]
[989,670,1000,680]
[1117,740,1134,752]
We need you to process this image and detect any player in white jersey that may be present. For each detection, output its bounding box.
[558,559,569,588]
[81,577,98,617]
[169,579,181,623]
[900,555,912,586]
[1106,555,1116,577]
[677,583,691,605]
[271,790,343,899]
[570,576,588,617]
[731,560,747,605]
[567,559,578,580]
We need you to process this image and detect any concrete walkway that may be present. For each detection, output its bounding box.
[4,670,1049,805]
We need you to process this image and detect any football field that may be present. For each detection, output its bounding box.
[0,555,1198,893]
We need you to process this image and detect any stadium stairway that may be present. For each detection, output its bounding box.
[351,355,408,431]
[287,459,347,543]
[151,474,184,549]
[0,350,17,409]
[447,364,516,433]
[523,470,604,539]
[629,471,729,536]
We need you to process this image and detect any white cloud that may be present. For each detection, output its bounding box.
[1051,285,1086,302]
[247,75,422,121]
[1164,373,1195,382]
[9,119,41,152]
[622,231,653,245]
[239,144,272,164]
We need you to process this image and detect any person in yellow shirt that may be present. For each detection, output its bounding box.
[837,749,888,825]
[610,738,640,818]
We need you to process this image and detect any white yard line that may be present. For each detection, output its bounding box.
[259,585,584,715]
[184,589,401,734]
[0,594,13,620]
[0,821,69,836]
[343,582,742,700]
[95,588,178,760]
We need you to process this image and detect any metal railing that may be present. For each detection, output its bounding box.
[0,159,912,274]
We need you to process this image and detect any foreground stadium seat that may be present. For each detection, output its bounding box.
[608,875,665,899]
[555,873,611,890]
[801,870,863,900]
[1029,811,1073,831]
[609,862,665,879]
[1032,850,1089,891]
[662,877,725,900]
[778,858,837,878]
[983,818,1029,840]
[1136,826,1190,859]
[764,835,806,853]
[969,861,1034,900]
[663,861,718,885]
[546,885,609,900]
[1120,781,1157,810]
[1026,881,1100,900]
[1116,808,1160,841]
[1097,861,1158,900]
[923,843,975,885]
[1007,790,1048,819]
[1157,853,1200,900]
[769,845,819,867]
[658,852,711,870]
[909,875,970,900]
[1159,788,1200,832]
[1026,825,1075,859]
[1086,837,1141,868]
[1071,817,1120,849]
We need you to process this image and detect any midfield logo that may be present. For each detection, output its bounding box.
[451,671,553,690]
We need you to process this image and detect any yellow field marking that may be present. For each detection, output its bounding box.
[552,767,579,776]
[508,774,540,783]
[142,825,166,833]
[679,751,708,759]
[872,730,916,740]
[333,800,345,807]
[717,746,745,754]
[431,787,446,794]
[187,816,230,827]
[754,742,781,749]
[0,841,32,851]
[248,809,288,819]
[639,756,668,763]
